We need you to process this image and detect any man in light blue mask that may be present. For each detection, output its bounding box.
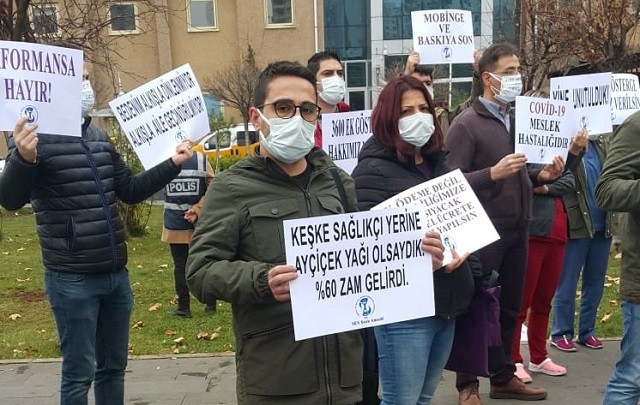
[307,51,350,147]
[446,42,565,404]
[187,61,390,405]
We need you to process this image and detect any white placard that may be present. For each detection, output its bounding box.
[611,73,640,125]
[108,64,210,170]
[411,9,474,64]
[322,110,372,174]
[514,96,577,164]
[0,41,83,137]
[285,207,434,341]
[372,169,499,264]
[550,72,613,136]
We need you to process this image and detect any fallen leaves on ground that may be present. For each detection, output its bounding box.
[609,300,619,307]
[9,313,22,320]
[165,329,177,336]
[601,312,612,323]
[132,321,144,329]
[16,278,31,283]
[148,303,162,311]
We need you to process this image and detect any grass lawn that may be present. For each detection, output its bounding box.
[0,205,625,360]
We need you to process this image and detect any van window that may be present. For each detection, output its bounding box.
[236,131,258,146]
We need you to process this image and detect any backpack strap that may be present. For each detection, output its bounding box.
[329,168,354,213]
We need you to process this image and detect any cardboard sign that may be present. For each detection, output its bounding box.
[322,110,372,174]
[285,207,434,341]
[515,96,577,164]
[372,169,499,264]
[611,73,640,126]
[109,64,210,170]
[550,72,613,135]
[0,41,83,137]
[411,9,474,64]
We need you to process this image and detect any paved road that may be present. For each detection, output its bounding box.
[0,340,621,404]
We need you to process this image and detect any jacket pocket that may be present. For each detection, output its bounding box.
[317,194,346,215]
[336,331,363,388]
[239,323,319,396]
[66,216,77,254]
[247,199,300,263]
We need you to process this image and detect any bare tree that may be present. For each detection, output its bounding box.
[519,0,640,90]
[203,44,261,155]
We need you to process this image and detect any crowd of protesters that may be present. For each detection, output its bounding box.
[2,40,640,405]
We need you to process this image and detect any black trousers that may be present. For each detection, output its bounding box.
[170,243,190,309]
[457,228,529,388]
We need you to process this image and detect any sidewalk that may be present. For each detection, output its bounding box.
[0,340,620,404]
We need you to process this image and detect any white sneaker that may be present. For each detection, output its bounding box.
[515,362,532,383]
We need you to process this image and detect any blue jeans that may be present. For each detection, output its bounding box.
[551,232,611,342]
[603,301,640,405]
[44,269,134,405]
[375,316,455,405]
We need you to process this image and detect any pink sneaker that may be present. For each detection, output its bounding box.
[550,335,577,352]
[577,336,603,349]
[515,363,532,383]
[528,358,567,376]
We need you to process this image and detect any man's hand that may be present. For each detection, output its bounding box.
[171,140,194,166]
[490,153,527,181]
[268,265,298,302]
[533,185,549,195]
[569,128,588,155]
[13,116,38,163]
[183,208,198,223]
[404,51,420,76]
[421,231,445,271]
[538,156,565,182]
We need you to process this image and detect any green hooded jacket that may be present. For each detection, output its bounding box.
[186,147,362,405]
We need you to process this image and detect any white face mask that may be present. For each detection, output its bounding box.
[426,86,435,101]
[81,80,95,118]
[398,112,435,148]
[318,75,346,105]
[489,73,522,104]
[257,109,315,164]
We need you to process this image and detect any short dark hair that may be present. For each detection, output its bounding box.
[371,75,444,162]
[478,42,518,75]
[414,65,434,78]
[252,61,317,107]
[307,51,342,76]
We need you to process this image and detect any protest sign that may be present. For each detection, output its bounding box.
[514,96,577,164]
[322,110,372,174]
[550,72,613,135]
[109,64,210,170]
[0,41,83,136]
[611,73,640,125]
[372,169,499,264]
[411,9,474,64]
[285,207,434,341]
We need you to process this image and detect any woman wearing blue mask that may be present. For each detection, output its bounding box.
[351,75,477,404]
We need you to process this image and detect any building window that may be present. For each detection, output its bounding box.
[188,0,217,31]
[109,3,138,34]
[31,4,58,36]
[265,0,292,26]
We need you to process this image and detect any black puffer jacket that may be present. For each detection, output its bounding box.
[0,119,180,274]
[352,137,476,318]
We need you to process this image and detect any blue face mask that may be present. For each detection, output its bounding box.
[257,110,315,164]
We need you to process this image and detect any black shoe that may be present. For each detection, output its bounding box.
[204,304,216,314]
[169,308,192,318]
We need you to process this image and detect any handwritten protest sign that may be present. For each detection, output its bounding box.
[372,169,499,264]
[411,9,474,64]
[109,64,210,170]
[0,41,83,136]
[322,110,372,174]
[611,73,640,125]
[550,72,613,136]
[515,96,576,164]
[285,207,434,341]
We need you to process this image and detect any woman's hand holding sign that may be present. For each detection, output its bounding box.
[14,116,38,163]
[421,230,470,273]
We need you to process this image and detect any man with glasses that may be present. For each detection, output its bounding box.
[445,43,564,404]
[307,51,350,147]
[185,61,364,404]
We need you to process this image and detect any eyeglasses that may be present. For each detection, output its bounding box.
[492,67,525,77]
[258,99,321,122]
